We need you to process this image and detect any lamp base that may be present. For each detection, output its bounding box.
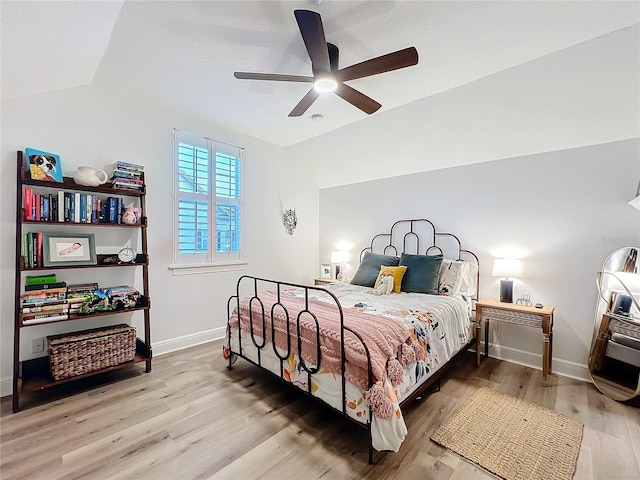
[499,279,514,303]
[335,264,343,281]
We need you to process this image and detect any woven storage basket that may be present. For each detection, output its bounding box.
[47,324,136,380]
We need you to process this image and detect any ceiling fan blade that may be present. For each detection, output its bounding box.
[334,83,381,115]
[337,47,418,82]
[288,88,320,117]
[234,72,314,83]
[294,10,331,74]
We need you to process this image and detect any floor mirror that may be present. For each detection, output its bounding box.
[589,247,640,401]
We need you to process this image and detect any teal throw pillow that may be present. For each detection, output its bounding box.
[350,251,400,287]
[399,253,444,294]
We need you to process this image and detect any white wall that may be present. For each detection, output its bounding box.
[0,84,319,395]
[319,139,640,380]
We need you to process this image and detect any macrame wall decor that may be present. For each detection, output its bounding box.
[282,208,298,235]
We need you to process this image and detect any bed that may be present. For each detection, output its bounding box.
[225,219,479,463]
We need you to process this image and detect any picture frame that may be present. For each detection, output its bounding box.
[320,263,331,278]
[25,148,64,183]
[43,232,97,267]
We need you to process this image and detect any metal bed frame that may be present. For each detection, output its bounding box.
[226,219,479,464]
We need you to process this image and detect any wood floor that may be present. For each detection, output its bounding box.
[1,339,639,480]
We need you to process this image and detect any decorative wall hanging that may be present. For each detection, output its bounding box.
[282,208,298,235]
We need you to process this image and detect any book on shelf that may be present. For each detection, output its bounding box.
[25,274,57,286]
[22,303,70,314]
[25,281,66,291]
[67,295,91,305]
[20,298,68,307]
[22,314,69,325]
[67,282,99,294]
[21,290,67,302]
[115,161,144,172]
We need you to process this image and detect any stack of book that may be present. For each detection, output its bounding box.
[77,284,142,314]
[67,283,99,315]
[111,161,144,192]
[21,275,68,325]
[102,285,142,307]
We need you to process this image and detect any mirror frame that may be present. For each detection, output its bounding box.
[589,246,640,401]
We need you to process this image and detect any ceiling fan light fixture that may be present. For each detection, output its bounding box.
[313,76,337,93]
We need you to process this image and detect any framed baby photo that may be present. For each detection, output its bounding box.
[43,232,96,267]
[320,264,331,278]
[25,147,64,183]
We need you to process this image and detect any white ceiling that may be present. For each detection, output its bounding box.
[2,1,639,146]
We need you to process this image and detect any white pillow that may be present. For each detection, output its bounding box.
[438,259,477,297]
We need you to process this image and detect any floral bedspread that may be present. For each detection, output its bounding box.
[225,282,472,452]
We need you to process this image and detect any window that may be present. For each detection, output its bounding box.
[173,129,244,268]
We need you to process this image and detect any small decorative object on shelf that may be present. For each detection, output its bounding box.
[122,206,137,225]
[25,148,63,183]
[73,166,108,187]
[42,232,97,267]
[12,150,152,412]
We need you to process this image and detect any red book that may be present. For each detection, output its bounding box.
[24,188,32,220]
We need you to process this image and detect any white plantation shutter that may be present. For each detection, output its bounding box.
[174,130,244,265]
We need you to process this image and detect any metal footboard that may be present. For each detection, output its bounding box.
[226,275,376,463]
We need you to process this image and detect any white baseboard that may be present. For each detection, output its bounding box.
[0,328,227,398]
[151,327,226,356]
[481,342,591,383]
[0,379,11,399]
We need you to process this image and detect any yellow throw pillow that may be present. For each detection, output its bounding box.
[374,265,408,294]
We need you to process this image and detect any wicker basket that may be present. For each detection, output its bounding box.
[47,324,137,381]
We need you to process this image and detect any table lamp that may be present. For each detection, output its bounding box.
[492,258,522,303]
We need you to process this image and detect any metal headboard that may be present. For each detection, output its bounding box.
[359,218,480,300]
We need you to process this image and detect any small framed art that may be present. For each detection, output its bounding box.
[25,148,63,182]
[43,233,97,267]
[320,264,331,278]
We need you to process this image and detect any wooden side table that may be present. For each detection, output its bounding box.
[476,299,555,385]
[314,278,341,286]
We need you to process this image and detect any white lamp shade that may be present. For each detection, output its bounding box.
[492,258,522,278]
[331,250,349,264]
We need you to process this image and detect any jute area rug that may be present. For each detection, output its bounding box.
[431,387,584,480]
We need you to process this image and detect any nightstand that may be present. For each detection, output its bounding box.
[476,299,555,386]
[314,278,341,286]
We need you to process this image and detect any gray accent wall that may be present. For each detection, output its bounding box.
[319,139,640,378]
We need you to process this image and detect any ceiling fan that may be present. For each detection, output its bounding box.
[234,9,418,117]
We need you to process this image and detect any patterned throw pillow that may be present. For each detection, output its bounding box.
[438,259,478,297]
[438,260,467,295]
[374,265,408,294]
